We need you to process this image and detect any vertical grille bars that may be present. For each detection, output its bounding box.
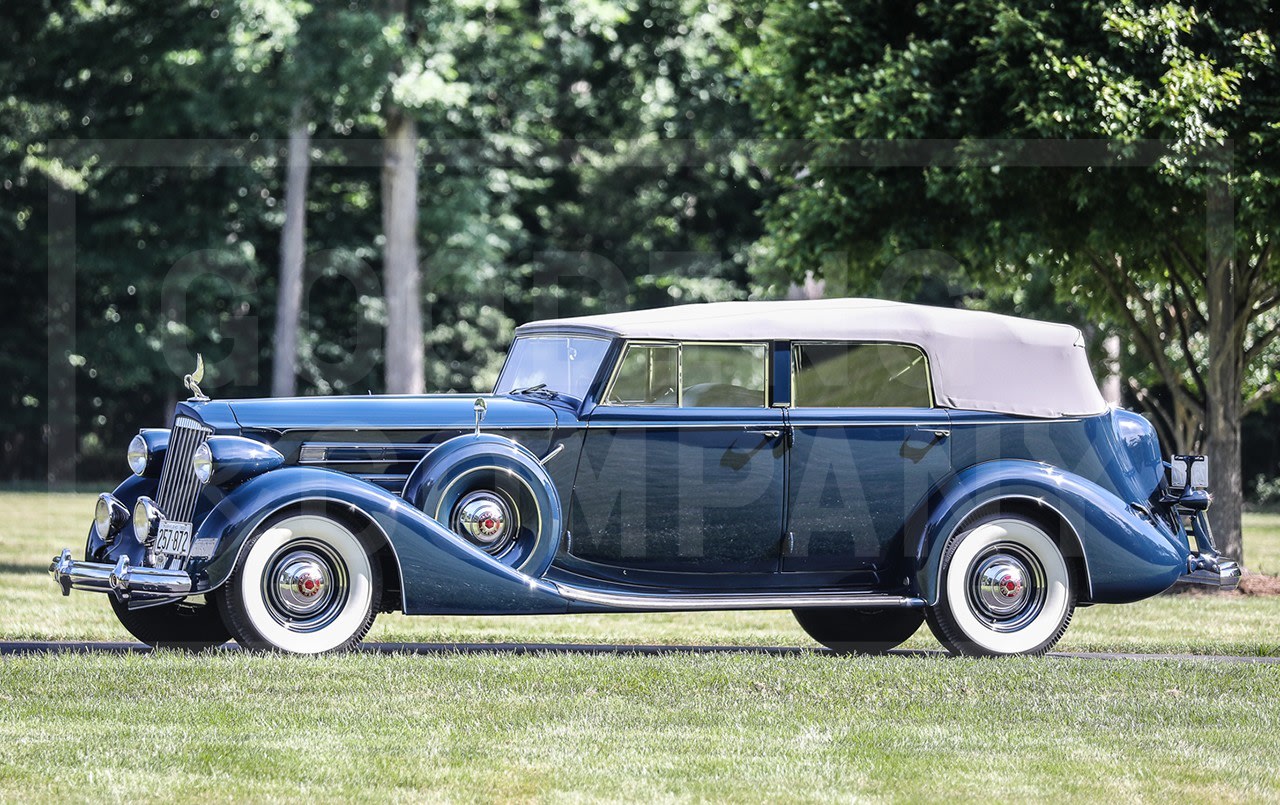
[153,415,211,524]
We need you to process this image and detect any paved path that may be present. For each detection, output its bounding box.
[2,640,1278,663]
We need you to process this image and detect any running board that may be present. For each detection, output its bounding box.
[553,583,924,612]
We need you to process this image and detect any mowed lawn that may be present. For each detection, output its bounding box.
[2,492,1279,801]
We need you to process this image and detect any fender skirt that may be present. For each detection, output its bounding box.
[913,460,1188,606]
[190,467,569,615]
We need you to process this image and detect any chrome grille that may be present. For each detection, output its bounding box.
[155,415,211,524]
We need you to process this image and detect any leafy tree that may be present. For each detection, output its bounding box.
[744,0,1279,562]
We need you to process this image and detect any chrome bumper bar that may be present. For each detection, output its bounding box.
[50,549,193,601]
[1178,554,1241,590]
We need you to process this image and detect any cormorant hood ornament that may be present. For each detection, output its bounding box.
[184,354,209,401]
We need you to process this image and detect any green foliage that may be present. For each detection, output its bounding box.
[1,0,765,479]
[743,0,1280,439]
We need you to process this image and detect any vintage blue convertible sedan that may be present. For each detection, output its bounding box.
[52,299,1239,655]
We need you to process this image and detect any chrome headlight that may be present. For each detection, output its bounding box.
[194,436,284,487]
[192,443,213,484]
[126,429,170,478]
[93,494,129,542]
[132,497,163,544]
[127,434,149,476]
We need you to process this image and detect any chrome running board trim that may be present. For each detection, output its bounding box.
[553,582,924,611]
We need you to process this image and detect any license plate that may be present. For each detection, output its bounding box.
[154,519,193,560]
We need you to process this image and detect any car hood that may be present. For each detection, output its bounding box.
[185,394,561,434]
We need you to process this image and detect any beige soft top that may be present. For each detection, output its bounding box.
[516,298,1107,419]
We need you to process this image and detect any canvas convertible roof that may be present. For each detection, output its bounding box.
[517,298,1108,419]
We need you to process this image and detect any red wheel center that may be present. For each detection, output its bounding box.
[999,574,1021,597]
[298,574,322,596]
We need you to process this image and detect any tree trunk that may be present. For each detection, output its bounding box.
[381,110,424,394]
[1204,254,1245,564]
[272,102,310,397]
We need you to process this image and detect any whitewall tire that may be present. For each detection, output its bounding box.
[926,515,1075,657]
[217,513,381,654]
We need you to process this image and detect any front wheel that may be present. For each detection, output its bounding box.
[110,597,231,651]
[926,514,1075,657]
[793,607,925,654]
[216,512,382,654]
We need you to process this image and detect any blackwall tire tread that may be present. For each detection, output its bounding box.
[109,597,231,651]
[793,607,925,654]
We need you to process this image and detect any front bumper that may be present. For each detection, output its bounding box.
[50,549,193,602]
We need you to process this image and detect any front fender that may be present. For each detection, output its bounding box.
[914,460,1188,605]
[86,475,158,565]
[190,467,569,615]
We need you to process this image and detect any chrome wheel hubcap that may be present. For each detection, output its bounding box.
[273,553,330,615]
[974,557,1028,615]
[966,544,1046,632]
[454,490,517,555]
[263,542,348,631]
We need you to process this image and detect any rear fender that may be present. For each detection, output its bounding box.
[913,460,1188,605]
[191,466,568,615]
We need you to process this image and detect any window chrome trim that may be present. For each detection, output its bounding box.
[600,341,680,407]
[790,340,936,409]
[599,340,770,409]
[492,332,612,397]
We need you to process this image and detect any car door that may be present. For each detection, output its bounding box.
[568,342,786,576]
[782,342,952,576]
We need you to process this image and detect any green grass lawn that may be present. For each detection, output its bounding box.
[3,492,1279,801]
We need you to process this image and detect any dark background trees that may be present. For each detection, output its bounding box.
[2,1,1278,559]
[742,0,1279,559]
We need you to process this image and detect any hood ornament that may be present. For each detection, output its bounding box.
[473,397,487,436]
[183,354,209,401]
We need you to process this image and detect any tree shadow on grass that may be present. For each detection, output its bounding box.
[3,641,1277,662]
[0,561,57,576]
[0,640,939,658]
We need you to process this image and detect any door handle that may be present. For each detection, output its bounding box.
[746,429,782,439]
[902,427,948,462]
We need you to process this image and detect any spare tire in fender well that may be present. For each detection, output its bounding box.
[403,433,564,577]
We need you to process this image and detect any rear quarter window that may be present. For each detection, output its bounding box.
[794,343,932,407]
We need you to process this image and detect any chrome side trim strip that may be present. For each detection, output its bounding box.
[299,442,436,464]
[552,582,923,611]
[586,422,786,430]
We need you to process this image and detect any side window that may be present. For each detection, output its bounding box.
[794,343,931,407]
[606,344,678,405]
[682,344,767,407]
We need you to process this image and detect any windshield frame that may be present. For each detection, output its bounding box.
[493,333,613,402]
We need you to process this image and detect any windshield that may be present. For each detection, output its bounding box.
[493,335,612,400]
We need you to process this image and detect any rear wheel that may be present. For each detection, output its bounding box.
[216,513,381,654]
[926,514,1075,657]
[110,598,230,651]
[793,607,925,654]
